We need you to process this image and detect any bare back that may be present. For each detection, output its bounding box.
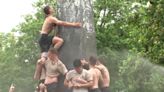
[89,67,101,89]
[96,64,110,87]
[41,16,56,34]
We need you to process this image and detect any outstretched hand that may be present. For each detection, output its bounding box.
[74,22,82,27]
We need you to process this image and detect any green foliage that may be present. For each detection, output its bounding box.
[94,0,164,91]
[94,0,164,63]
[0,0,56,92]
[98,48,164,92]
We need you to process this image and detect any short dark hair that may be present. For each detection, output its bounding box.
[43,5,50,15]
[89,56,97,65]
[73,59,82,68]
[83,64,90,70]
[48,47,58,55]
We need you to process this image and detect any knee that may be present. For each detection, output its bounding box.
[39,83,46,91]
[37,59,42,65]
[60,38,64,44]
[37,58,45,65]
[53,37,64,44]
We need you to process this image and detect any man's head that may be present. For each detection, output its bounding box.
[89,56,97,66]
[43,5,54,15]
[48,48,58,60]
[82,63,90,70]
[73,59,83,74]
[81,59,90,70]
[98,56,107,65]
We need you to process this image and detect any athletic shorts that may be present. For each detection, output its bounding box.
[89,88,101,92]
[38,34,53,52]
[101,87,110,92]
[45,82,58,92]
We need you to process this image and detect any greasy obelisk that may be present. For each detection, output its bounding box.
[56,0,96,91]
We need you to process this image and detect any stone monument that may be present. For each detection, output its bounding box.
[56,0,96,92]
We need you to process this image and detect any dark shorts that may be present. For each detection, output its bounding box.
[39,34,53,52]
[89,88,101,92]
[101,87,110,92]
[45,82,58,92]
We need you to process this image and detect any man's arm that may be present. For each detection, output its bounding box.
[50,17,81,27]
[75,71,93,88]
[98,70,104,86]
[58,61,68,76]
[74,80,93,88]
[76,78,87,84]
[33,58,46,80]
[64,73,74,89]
[64,78,69,87]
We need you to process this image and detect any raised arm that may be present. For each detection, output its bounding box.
[50,16,81,27]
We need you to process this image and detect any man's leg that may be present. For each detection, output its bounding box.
[89,88,101,92]
[52,36,64,50]
[39,83,46,92]
[46,82,58,92]
[101,87,110,92]
[34,53,47,80]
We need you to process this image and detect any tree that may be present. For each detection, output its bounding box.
[94,0,164,63]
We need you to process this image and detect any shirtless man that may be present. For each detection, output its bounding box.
[39,48,68,92]
[96,57,110,92]
[88,56,102,92]
[34,5,81,80]
[64,59,93,92]
[39,5,81,52]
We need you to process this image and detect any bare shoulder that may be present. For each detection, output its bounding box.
[88,68,98,75]
[96,65,103,71]
[49,16,57,21]
[57,60,65,66]
[102,65,109,71]
[95,68,101,74]
[67,69,75,75]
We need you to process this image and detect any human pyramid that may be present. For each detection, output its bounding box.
[33,5,110,92]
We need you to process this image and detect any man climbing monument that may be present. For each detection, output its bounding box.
[39,5,81,52]
[34,5,81,80]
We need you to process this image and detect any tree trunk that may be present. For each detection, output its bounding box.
[56,0,96,92]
